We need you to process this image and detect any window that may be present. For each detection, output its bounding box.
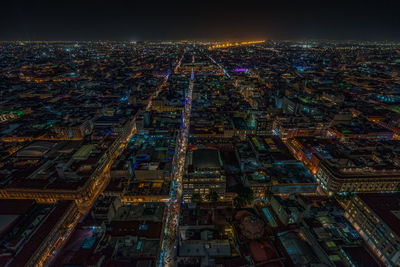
[136,241,142,250]
[139,224,148,230]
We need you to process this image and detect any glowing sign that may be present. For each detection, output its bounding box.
[0,110,24,123]
[234,68,248,72]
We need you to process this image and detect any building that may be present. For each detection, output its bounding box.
[255,116,272,136]
[183,148,226,202]
[345,193,400,266]
[286,137,400,192]
[0,200,79,266]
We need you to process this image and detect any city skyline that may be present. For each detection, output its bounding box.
[1,2,400,266]
[0,40,399,266]
[2,0,400,41]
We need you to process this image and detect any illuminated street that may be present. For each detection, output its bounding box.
[159,57,195,267]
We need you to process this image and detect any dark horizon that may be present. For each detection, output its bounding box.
[1,0,400,41]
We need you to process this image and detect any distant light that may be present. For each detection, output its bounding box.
[234,68,248,72]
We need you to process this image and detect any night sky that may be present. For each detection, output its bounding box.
[1,0,400,41]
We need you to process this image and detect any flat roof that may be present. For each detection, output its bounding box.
[358,193,400,237]
[72,144,96,160]
[342,246,380,267]
[7,201,74,266]
[16,141,56,157]
[192,149,220,169]
[0,215,19,234]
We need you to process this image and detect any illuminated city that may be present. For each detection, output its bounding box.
[1,1,400,267]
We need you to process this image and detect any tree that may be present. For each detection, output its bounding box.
[233,185,254,208]
[265,186,273,203]
[334,191,354,202]
[206,190,219,202]
[191,192,203,203]
[233,197,245,209]
[238,185,254,205]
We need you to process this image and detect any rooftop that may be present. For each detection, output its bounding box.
[192,148,221,169]
[358,193,400,237]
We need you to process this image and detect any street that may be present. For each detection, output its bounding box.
[158,59,195,267]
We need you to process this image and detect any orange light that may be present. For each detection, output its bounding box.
[208,40,265,50]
